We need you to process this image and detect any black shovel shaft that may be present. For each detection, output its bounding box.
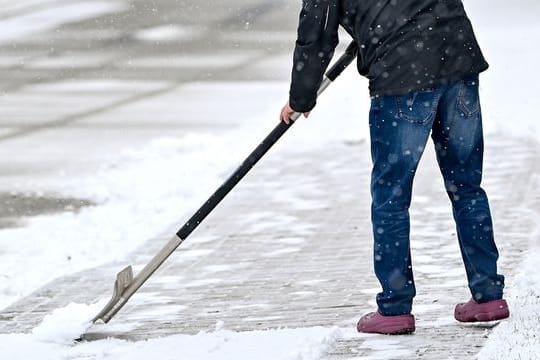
[177,120,290,239]
[327,41,359,82]
[176,41,358,240]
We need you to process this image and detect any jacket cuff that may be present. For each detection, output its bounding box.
[289,96,316,113]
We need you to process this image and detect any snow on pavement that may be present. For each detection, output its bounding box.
[0,63,366,357]
[1,301,342,360]
[0,132,236,309]
[0,71,367,311]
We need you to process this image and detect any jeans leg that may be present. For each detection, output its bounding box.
[431,75,504,302]
[369,92,439,315]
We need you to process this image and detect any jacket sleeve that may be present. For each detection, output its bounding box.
[289,0,340,113]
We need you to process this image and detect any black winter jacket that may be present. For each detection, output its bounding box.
[289,0,489,112]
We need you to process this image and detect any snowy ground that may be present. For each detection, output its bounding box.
[0,0,539,359]
[3,301,342,360]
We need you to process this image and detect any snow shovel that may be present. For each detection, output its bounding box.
[92,41,359,324]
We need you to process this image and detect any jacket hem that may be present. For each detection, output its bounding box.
[369,64,489,97]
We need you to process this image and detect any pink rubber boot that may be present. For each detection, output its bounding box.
[454,298,509,322]
[357,311,415,335]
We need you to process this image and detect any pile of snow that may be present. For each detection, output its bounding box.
[1,301,342,360]
[477,249,540,359]
[30,301,105,344]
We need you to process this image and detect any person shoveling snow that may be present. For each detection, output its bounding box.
[279,0,509,335]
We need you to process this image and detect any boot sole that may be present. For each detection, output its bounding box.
[473,308,510,322]
[357,312,416,335]
[358,319,416,335]
[456,308,510,323]
[360,325,416,335]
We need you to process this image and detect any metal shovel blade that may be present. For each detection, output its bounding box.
[92,265,133,323]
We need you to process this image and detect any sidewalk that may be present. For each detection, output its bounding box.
[1,132,538,359]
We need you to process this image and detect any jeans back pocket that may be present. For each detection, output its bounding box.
[457,76,480,117]
[396,90,440,125]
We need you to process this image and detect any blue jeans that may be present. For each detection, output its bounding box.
[369,75,505,316]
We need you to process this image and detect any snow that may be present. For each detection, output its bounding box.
[356,338,413,360]
[134,25,198,42]
[0,133,238,309]
[0,64,366,360]
[0,68,365,357]
[2,71,362,313]
[463,1,540,357]
[477,249,540,359]
[0,301,342,360]
[464,0,540,140]
[0,1,127,44]
[122,51,264,69]
[26,53,115,69]
[31,301,105,344]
